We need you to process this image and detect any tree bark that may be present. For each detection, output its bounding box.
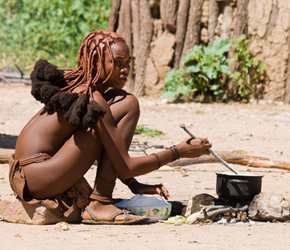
[284,26,290,103]
[227,0,249,98]
[108,0,122,31]
[131,0,153,96]
[208,0,219,45]
[182,0,204,57]
[220,3,232,40]
[160,0,167,29]
[233,0,249,39]
[174,0,190,69]
[160,0,178,33]
[116,0,134,91]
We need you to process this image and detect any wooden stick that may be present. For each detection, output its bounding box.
[169,151,290,171]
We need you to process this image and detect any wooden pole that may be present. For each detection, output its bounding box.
[132,0,152,96]
[284,21,290,103]
[174,0,190,69]
[116,0,134,91]
[108,0,122,31]
[208,0,219,45]
[182,0,204,57]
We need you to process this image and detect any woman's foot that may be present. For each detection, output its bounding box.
[82,200,148,224]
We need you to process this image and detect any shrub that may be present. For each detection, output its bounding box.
[0,0,112,71]
[163,35,266,102]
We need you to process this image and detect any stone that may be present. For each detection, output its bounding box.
[183,193,216,217]
[248,192,290,222]
[0,195,81,225]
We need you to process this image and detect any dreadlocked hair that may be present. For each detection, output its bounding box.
[30,30,126,127]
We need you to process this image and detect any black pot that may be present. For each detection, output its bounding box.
[216,171,263,202]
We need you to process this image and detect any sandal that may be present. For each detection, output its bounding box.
[82,206,149,225]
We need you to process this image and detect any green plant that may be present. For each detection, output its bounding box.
[163,35,266,103]
[0,0,112,71]
[163,39,231,102]
[229,34,266,100]
[135,126,164,137]
[162,68,190,101]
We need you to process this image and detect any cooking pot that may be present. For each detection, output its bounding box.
[216,171,263,202]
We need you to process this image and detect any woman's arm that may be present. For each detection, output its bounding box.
[93,91,211,179]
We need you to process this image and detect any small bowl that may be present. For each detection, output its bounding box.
[115,195,172,222]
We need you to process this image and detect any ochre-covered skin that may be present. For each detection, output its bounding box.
[11,30,212,224]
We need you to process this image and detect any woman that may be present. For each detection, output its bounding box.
[9,30,212,225]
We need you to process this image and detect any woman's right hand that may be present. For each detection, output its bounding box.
[177,137,212,158]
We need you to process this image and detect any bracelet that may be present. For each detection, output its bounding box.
[173,145,180,159]
[167,145,180,162]
[152,153,161,169]
[127,179,137,187]
[123,178,137,187]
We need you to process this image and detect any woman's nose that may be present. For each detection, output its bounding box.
[121,65,130,74]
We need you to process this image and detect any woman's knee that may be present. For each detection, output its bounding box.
[125,94,140,117]
[104,89,140,121]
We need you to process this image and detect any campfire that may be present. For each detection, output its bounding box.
[164,191,290,225]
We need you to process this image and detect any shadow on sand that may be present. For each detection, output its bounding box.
[0,133,17,149]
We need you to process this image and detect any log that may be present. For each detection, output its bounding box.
[108,0,122,31]
[174,0,190,69]
[0,148,14,164]
[182,0,204,57]
[208,0,219,45]
[168,151,290,172]
[0,72,31,84]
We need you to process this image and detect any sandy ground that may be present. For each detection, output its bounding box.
[1,83,290,250]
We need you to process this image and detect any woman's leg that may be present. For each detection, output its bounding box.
[24,89,143,222]
[23,125,103,199]
[83,89,142,222]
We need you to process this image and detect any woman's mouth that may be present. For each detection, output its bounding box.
[120,75,128,81]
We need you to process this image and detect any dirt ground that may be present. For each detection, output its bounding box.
[1,83,290,250]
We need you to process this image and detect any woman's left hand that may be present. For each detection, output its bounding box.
[128,181,170,200]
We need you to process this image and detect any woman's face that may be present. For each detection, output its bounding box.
[99,41,131,89]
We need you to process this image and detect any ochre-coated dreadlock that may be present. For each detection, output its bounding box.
[30,30,126,127]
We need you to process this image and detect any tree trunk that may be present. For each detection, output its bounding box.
[182,0,204,57]
[284,26,290,103]
[160,0,167,29]
[233,0,249,39]
[228,0,249,98]
[131,0,153,96]
[174,0,190,68]
[160,0,178,33]
[208,0,219,45]
[220,3,232,40]
[116,0,134,91]
[108,0,122,31]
